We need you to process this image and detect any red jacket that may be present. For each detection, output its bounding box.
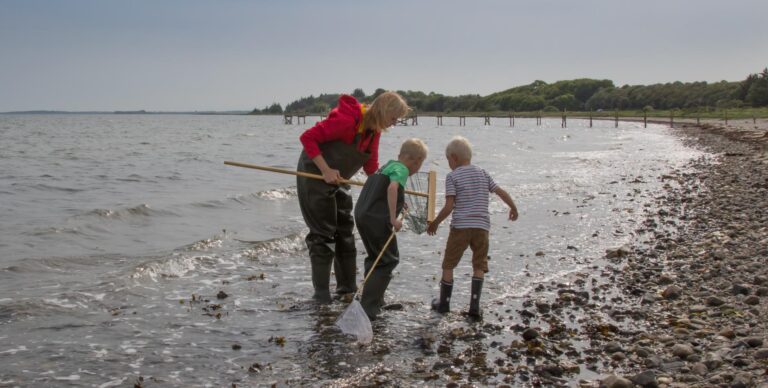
[299,95,380,175]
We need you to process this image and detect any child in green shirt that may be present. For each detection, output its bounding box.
[354,138,428,320]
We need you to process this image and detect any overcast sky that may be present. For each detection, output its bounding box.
[1,0,767,112]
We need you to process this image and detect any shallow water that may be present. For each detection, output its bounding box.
[0,114,704,386]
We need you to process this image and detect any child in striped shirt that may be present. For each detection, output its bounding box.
[426,136,518,318]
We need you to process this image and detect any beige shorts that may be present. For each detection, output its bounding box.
[442,228,489,273]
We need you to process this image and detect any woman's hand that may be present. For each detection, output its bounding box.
[321,168,342,184]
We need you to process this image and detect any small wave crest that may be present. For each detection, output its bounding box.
[27,183,86,193]
[130,253,220,281]
[190,188,297,209]
[239,232,306,260]
[79,204,179,219]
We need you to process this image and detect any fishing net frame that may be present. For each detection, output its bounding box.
[403,170,437,235]
[224,161,437,235]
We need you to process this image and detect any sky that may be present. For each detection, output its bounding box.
[1,0,767,112]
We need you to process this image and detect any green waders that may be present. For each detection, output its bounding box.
[297,134,371,304]
[354,171,404,320]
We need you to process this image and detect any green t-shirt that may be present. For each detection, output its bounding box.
[380,160,409,188]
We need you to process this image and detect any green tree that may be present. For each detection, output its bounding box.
[351,88,366,99]
[265,103,283,114]
[745,68,768,107]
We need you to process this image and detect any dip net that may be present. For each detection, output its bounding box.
[403,171,436,235]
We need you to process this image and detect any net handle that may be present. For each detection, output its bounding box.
[354,211,405,299]
[224,161,428,198]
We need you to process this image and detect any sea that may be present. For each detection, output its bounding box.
[0,113,705,386]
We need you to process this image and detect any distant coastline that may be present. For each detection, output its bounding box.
[0,110,250,115]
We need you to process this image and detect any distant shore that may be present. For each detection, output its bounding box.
[0,110,250,115]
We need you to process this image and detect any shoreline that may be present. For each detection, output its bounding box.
[329,119,767,387]
[383,120,768,387]
[502,121,768,386]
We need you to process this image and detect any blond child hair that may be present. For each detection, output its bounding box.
[400,138,428,162]
[445,136,472,162]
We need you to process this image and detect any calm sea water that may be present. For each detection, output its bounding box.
[0,114,703,386]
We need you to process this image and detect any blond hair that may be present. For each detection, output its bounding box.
[445,136,472,162]
[399,138,428,161]
[363,91,410,132]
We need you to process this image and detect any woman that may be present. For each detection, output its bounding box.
[297,91,410,304]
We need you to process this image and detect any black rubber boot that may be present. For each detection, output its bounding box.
[431,280,453,313]
[307,235,334,304]
[360,270,392,321]
[467,277,484,318]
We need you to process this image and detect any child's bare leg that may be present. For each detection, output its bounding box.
[442,269,453,283]
[472,269,485,279]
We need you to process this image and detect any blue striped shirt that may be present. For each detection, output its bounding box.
[445,164,498,231]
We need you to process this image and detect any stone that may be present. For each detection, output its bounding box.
[706,296,725,306]
[753,348,768,360]
[601,374,634,388]
[521,328,539,341]
[671,343,695,358]
[731,284,751,295]
[662,285,683,299]
[691,362,708,376]
[743,295,760,305]
[631,370,658,388]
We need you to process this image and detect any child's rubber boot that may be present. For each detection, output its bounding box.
[467,277,483,319]
[430,280,453,314]
[360,270,392,321]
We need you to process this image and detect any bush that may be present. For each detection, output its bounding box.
[716,99,744,109]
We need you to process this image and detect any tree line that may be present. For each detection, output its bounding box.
[251,68,768,115]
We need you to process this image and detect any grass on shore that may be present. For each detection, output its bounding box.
[407,107,768,120]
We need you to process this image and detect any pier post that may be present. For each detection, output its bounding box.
[589,110,593,128]
[284,114,293,125]
[437,115,443,126]
[670,111,674,128]
[511,111,515,127]
[459,116,466,126]
[644,111,647,128]
[725,109,728,125]
[561,109,567,128]
[615,110,619,128]
[484,116,490,125]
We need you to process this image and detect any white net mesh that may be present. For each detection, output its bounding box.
[335,299,373,344]
[404,171,430,234]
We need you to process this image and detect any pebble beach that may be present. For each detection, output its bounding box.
[490,120,768,387]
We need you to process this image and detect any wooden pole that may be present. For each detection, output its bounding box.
[561,109,567,128]
[644,111,647,128]
[615,110,618,128]
[725,109,728,125]
[223,161,430,198]
[589,110,593,128]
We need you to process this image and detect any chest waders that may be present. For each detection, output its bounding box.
[297,132,372,304]
[353,172,404,320]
